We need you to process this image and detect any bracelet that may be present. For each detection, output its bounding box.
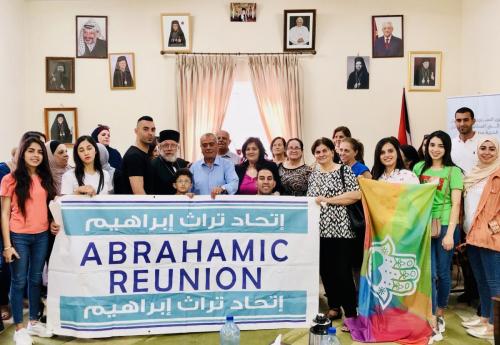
[3,246,12,251]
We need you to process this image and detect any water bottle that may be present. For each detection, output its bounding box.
[220,315,240,345]
[322,327,340,345]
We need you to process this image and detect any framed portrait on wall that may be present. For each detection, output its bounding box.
[230,3,256,22]
[76,16,108,58]
[283,9,316,52]
[109,53,135,90]
[46,57,75,93]
[161,14,191,53]
[372,15,404,58]
[346,56,370,89]
[44,108,78,145]
[408,51,442,92]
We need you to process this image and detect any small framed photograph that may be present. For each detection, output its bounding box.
[347,56,370,89]
[46,57,75,93]
[283,9,316,52]
[161,14,191,53]
[230,3,256,22]
[76,15,108,58]
[44,108,78,145]
[109,53,135,90]
[372,15,404,58]
[408,51,442,92]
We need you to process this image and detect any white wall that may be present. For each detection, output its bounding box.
[4,0,471,166]
[0,0,26,159]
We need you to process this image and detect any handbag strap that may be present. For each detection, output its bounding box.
[340,164,346,192]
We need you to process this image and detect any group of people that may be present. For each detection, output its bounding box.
[0,107,498,344]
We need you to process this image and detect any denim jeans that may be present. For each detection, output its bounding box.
[9,231,49,324]
[467,245,500,324]
[431,225,459,314]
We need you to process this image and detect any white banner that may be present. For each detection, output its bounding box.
[447,93,500,140]
[47,195,320,338]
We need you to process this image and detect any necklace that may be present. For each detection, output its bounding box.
[160,157,180,176]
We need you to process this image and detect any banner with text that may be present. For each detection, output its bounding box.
[47,195,320,338]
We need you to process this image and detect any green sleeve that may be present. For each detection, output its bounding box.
[449,166,464,190]
[413,161,424,176]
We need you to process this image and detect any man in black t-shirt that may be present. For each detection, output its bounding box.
[115,116,156,194]
[151,129,190,195]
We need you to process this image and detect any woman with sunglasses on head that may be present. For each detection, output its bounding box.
[413,130,463,343]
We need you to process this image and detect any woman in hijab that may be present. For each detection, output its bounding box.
[168,20,186,47]
[113,56,134,88]
[97,143,115,190]
[50,113,72,143]
[91,125,122,170]
[45,141,70,195]
[347,57,369,89]
[462,136,500,341]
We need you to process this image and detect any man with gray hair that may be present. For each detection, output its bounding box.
[151,130,190,195]
[373,21,403,57]
[216,129,241,165]
[78,18,107,58]
[190,133,239,198]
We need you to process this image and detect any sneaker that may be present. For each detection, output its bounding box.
[13,328,33,345]
[427,329,443,344]
[461,315,482,328]
[466,326,494,340]
[27,321,53,338]
[437,316,445,333]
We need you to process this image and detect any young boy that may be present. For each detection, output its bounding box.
[172,168,194,197]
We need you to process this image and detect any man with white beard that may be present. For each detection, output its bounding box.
[151,130,190,194]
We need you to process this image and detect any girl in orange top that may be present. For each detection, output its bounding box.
[463,136,500,341]
[1,137,56,344]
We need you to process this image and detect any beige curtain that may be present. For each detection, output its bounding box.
[248,55,302,142]
[177,55,236,162]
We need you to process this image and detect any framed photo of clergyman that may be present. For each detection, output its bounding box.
[372,15,404,58]
[46,57,75,93]
[109,53,135,90]
[161,14,191,53]
[44,108,78,145]
[230,3,256,22]
[283,9,316,52]
[346,56,370,89]
[409,51,442,92]
[76,15,108,58]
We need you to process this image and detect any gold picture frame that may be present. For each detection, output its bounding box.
[109,53,136,90]
[408,51,442,92]
[161,13,191,53]
[44,108,78,145]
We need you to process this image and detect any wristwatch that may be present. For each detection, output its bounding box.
[220,186,228,195]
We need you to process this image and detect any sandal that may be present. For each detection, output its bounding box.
[326,308,343,321]
[0,305,11,321]
[341,324,350,333]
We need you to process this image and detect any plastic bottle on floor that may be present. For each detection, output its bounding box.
[320,327,340,345]
[220,315,240,345]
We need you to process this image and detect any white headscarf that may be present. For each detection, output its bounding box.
[78,19,104,56]
[463,136,500,193]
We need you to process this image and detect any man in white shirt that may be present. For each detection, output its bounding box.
[216,130,240,165]
[288,17,310,46]
[451,107,482,174]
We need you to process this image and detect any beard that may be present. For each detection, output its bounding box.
[162,152,177,163]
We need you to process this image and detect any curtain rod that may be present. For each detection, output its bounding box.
[160,51,316,56]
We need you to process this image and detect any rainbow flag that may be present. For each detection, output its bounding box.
[345,179,436,345]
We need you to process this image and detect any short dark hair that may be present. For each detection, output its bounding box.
[137,115,154,123]
[311,137,335,154]
[174,168,193,183]
[286,138,304,151]
[455,107,474,119]
[257,167,275,179]
[270,137,287,157]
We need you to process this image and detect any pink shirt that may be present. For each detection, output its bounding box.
[0,173,49,234]
[239,174,258,195]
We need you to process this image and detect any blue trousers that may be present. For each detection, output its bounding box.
[468,245,500,324]
[431,225,459,314]
[9,231,49,324]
